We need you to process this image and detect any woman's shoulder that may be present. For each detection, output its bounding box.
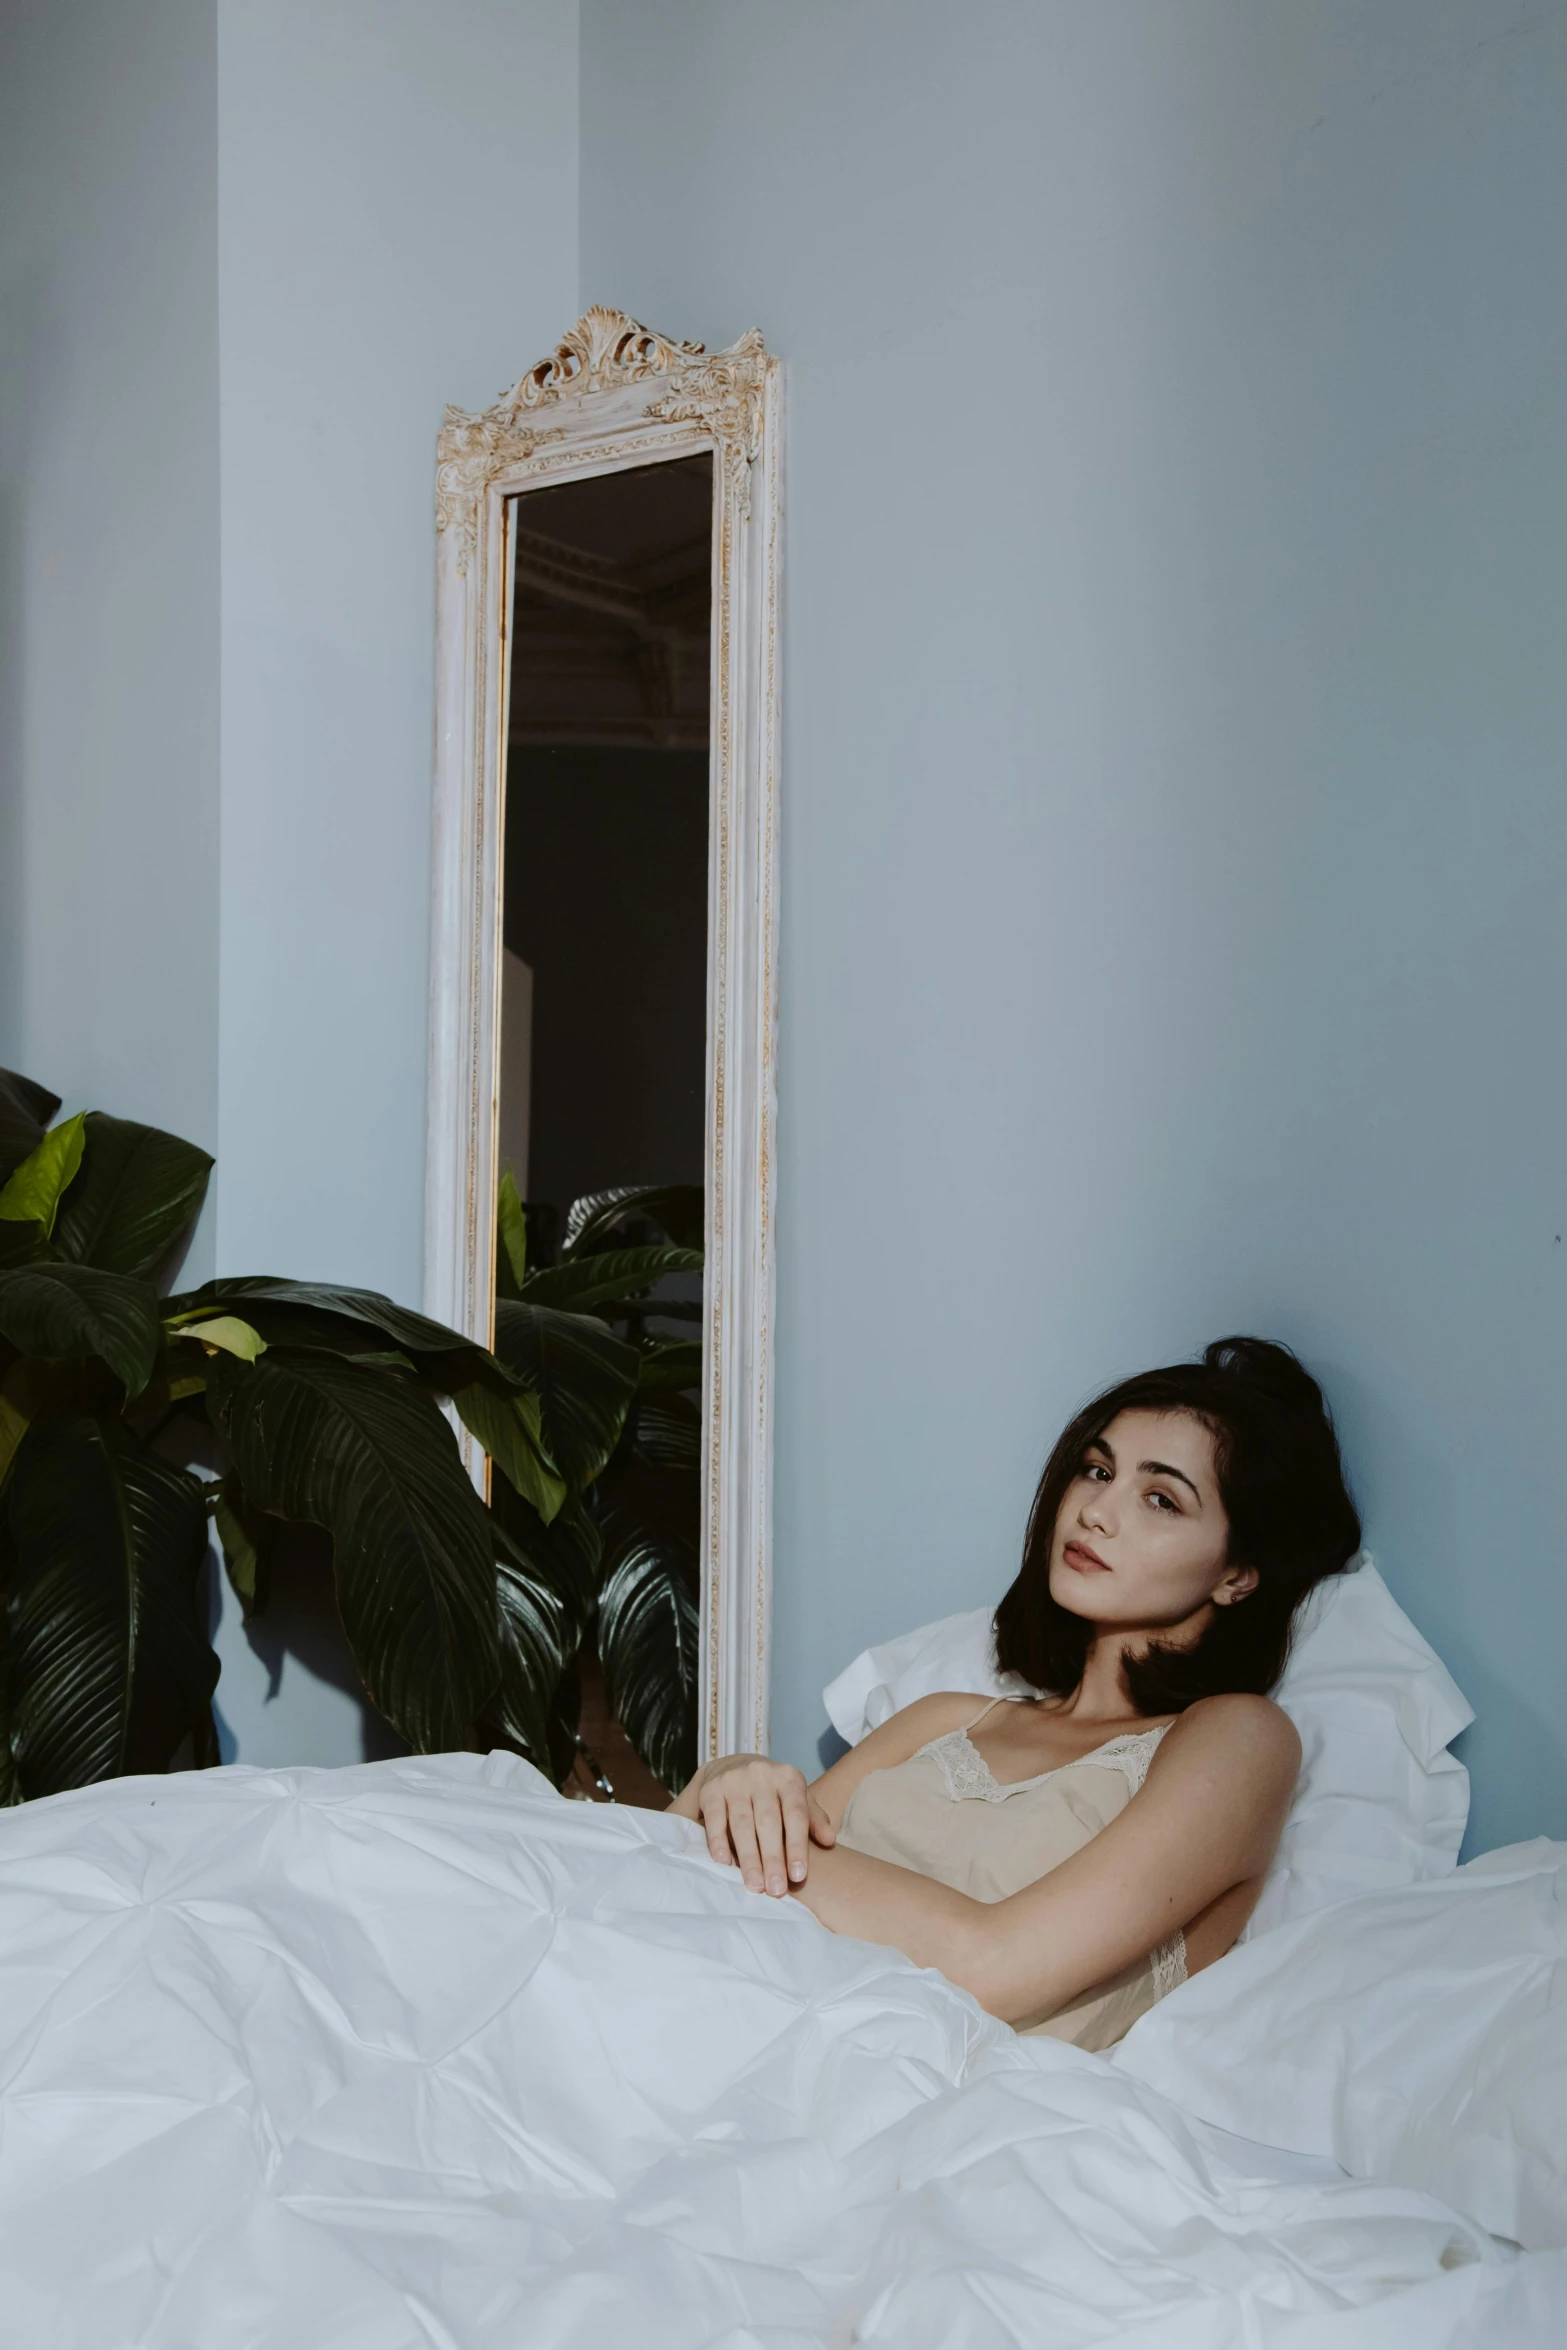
[848,1689,996,1763]
[884,1689,999,1739]
[812,1689,997,1812]
[1157,1690,1301,1774]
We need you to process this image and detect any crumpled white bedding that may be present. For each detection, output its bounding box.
[0,1752,1561,2349]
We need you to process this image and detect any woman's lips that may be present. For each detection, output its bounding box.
[1063,1541,1111,1573]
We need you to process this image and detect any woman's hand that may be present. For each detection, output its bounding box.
[679,1754,837,1896]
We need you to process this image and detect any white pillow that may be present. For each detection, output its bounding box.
[821,1554,1473,1931]
[1113,1839,1567,2252]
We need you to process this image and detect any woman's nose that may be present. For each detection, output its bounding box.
[1079,1487,1114,1533]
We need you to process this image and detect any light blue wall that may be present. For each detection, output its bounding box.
[0,0,221,1275]
[580,0,1567,1853]
[214,0,579,1292]
[208,0,580,1762]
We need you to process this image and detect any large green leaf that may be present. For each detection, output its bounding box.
[485,1523,578,1769]
[564,1185,705,1256]
[168,1278,511,1392]
[207,1351,499,1750]
[6,1418,219,1794]
[0,1217,50,1272]
[0,1357,54,1495]
[0,1114,86,1238]
[452,1380,568,1524]
[53,1113,213,1278]
[0,1070,60,1184]
[209,1471,280,1620]
[597,1529,700,1794]
[494,1497,600,1648]
[491,1301,639,1491]
[520,1246,702,1314]
[0,1262,163,1396]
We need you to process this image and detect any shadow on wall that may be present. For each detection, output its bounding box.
[207,1526,410,1767]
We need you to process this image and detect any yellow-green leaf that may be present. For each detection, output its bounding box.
[0,1113,86,1238]
[169,1314,267,1362]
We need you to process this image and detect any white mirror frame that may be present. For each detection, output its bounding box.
[426,309,781,1761]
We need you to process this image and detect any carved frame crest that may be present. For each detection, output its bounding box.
[426,310,782,1763]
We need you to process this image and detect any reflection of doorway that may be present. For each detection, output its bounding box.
[498,455,712,1807]
[503,746,707,1216]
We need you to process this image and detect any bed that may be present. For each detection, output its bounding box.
[0,1561,1560,2347]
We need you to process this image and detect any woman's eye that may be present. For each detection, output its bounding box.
[1148,1490,1179,1513]
[1083,1463,1110,1482]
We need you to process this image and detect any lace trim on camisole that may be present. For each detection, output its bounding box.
[915,1708,1188,1998]
[916,1717,1168,1804]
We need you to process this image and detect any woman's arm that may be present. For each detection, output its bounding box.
[789,1694,1301,2027]
[668,1691,988,1896]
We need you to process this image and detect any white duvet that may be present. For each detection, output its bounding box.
[0,1753,1561,2349]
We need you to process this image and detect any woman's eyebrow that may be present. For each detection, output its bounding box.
[1140,1457,1202,1499]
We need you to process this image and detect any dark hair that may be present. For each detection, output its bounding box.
[993,1336,1361,1714]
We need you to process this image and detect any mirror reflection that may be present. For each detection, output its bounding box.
[495,453,713,1807]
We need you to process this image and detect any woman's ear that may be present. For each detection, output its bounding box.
[1212,1564,1260,1607]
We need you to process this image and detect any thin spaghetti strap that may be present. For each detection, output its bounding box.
[964,1695,1008,1733]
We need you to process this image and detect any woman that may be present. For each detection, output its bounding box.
[672,1336,1362,2049]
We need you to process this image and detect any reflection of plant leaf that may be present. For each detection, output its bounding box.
[52,1113,213,1278]
[0,1262,163,1396]
[497,1171,528,1298]
[453,1380,567,1524]
[6,1417,218,1793]
[633,1392,703,1470]
[501,1498,601,1645]
[520,1247,702,1313]
[0,1114,86,1238]
[564,1185,705,1256]
[597,1528,700,1795]
[636,1339,703,1393]
[491,1302,638,1491]
[208,1351,499,1750]
[0,1069,61,1184]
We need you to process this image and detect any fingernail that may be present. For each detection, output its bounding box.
[789,1863,805,1881]
[767,1875,784,1895]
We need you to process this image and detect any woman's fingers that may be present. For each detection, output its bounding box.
[701,1794,734,1869]
[697,1761,820,1896]
[781,1782,812,1884]
[753,1792,790,1897]
[724,1796,766,1893]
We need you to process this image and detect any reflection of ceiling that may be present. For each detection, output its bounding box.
[509,455,712,750]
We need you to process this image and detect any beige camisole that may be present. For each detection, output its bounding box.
[836,1697,1187,2051]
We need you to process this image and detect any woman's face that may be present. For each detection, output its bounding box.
[1048,1407,1257,1631]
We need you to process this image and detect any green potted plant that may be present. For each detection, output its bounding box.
[0,1067,702,1802]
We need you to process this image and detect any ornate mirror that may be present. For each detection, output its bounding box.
[426,310,781,1771]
